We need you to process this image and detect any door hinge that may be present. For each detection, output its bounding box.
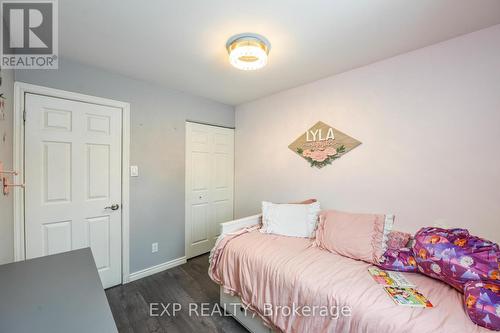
[23,109,26,123]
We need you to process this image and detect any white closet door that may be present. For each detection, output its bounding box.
[24,93,123,288]
[186,122,234,258]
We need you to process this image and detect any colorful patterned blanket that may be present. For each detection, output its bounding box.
[379,227,499,330]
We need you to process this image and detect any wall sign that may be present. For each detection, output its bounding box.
[288,121,361,168]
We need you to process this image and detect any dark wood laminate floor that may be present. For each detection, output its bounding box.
[106,254,248,333]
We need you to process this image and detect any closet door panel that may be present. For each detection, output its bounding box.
[186,122,234,258]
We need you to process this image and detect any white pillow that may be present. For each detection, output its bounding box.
[260,201,321,238]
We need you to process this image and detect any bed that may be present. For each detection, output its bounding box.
[209,215,492,333]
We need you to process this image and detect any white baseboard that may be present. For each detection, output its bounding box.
[128,256,187,282]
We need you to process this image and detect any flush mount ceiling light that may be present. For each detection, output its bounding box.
[226,33,271,71]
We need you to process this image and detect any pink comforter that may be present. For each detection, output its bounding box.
[209,228,491,333]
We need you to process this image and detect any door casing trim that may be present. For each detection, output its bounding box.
[13,82,131,284]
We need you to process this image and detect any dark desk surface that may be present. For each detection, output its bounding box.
[0,248,118,333]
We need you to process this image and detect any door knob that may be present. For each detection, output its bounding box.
[104,204,120,211]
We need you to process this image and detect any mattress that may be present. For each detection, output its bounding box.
[209,228,491,333]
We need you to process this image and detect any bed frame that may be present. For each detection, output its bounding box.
[220,214,262,234]
[218,215,276,333]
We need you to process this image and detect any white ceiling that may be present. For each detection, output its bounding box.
[60,0,500,105]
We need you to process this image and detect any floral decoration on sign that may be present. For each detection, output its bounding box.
[288,121,361,168]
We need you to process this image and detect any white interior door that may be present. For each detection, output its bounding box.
[24,93,122,288]
[186,122,234,258]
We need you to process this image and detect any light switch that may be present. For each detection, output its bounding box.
[130,165,139,177]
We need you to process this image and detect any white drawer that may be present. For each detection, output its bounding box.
[220,288,274,333]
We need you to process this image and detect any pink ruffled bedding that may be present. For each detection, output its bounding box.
[209,228,492,333]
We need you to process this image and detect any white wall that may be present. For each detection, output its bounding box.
[235,25,500,243]
[0,69,14,264]
[15,59,234,272]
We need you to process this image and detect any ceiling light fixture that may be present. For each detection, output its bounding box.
[226,33,271,71]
